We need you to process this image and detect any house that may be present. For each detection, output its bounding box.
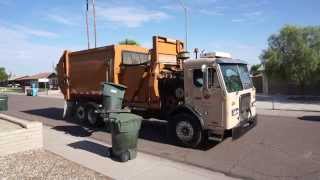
[17,72,58,90]
[253,65,320,95]
[6,75,29,87]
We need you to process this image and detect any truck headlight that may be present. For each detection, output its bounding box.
[232,108,239,116]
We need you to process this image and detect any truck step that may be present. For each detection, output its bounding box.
[208,136,223,142]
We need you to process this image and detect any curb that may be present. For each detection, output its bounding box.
[0,113,41,128]
[257,108,320,113]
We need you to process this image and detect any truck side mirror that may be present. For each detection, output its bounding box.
[201,64,209,96]
[201,64,209,89]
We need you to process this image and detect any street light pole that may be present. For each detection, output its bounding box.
[85,0,90,49]
[178,0,188,52]
[92,0,97,48]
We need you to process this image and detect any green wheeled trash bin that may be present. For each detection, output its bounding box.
[109,112,142,162]
[102,82,127,111]
[0,94,8,111]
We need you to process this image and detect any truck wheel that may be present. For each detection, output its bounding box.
[75,103,86,122]
[86,105,102,127]
[171,113,203,148]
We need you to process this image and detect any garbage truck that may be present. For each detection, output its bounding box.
[57,36,257,148]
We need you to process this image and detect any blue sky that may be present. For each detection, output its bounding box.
[0,0,319,75]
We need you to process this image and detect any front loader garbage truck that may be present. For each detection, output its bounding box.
[57,36,257,148]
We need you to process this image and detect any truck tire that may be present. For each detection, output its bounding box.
[86,104,103,127]
[170,113,203,148]
[75,103,86,122]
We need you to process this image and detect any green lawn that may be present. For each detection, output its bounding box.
[0,87,24,93]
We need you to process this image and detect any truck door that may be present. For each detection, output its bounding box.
[118,51,150,107]
[188,67,223,128]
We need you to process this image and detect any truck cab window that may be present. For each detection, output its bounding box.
[193,68,216,88]
[122,51,149,65]
[208,68,215,89]
[193,69,203,88]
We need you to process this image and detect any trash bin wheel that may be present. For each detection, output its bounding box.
[75,103,86,122]
[119,151,130,162]
[170,113,203,148]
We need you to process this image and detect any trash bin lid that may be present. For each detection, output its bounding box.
[102,82,127,98]
[109,112,142,123]
[102,82,127,90]
[109,112,142,133]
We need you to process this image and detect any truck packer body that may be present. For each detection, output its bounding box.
[57,36,257,148]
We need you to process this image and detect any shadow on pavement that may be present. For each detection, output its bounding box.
[22,108,63,120]
[68,140,111,158]
[298,116,320,122]
[52,125,96,137]
[256,95,273,102]
[23,107,219,151]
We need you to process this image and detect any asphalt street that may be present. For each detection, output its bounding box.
[4,94,320,180]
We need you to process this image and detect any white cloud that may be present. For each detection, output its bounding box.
[199,9,224,16]
[47,14,76,26]
[0,0,11,6]
[0,25,75,75]
[231,18,246,23]
[161,4,181,11]
[13,25,58,38]
[239,0,269,9]
[244,11,263,18]
[209,42,262,65]
[96,6,169,28]
[231,11,264,23]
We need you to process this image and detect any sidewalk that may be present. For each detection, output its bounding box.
[256,94,320,112]
[43,125,239,180]
[37,90,63,99]
[3,91,63,99]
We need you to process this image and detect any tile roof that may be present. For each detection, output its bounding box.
[18,72,54,80]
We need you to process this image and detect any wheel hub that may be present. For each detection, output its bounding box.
[176,121,194,142]
[76,106,85,120]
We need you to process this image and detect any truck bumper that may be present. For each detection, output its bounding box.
[232,115,257,140]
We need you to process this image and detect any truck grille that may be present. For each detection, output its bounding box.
[239,93,251,121]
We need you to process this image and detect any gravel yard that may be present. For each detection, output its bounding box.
[0,150,111,180]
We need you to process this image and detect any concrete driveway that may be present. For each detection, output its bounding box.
[4,94,320,180]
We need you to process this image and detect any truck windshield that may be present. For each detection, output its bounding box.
[220,64,253,93]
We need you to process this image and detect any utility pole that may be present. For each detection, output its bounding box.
[178,0,188,52]
[86,0,90,49]
[92,0,97,48]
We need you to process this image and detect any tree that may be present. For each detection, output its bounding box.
[0,67,8,82]
[119,39,140,46]
[250,64,262,76]
[261,25,320,91]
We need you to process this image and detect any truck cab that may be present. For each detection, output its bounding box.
[169,52,257,147]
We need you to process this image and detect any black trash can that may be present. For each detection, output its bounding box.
[102,82,127,111]
[0,95,8,111]
[109,112,142,162]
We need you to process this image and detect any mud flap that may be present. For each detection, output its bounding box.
[63,101,74,119]
[232,115,257,140]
